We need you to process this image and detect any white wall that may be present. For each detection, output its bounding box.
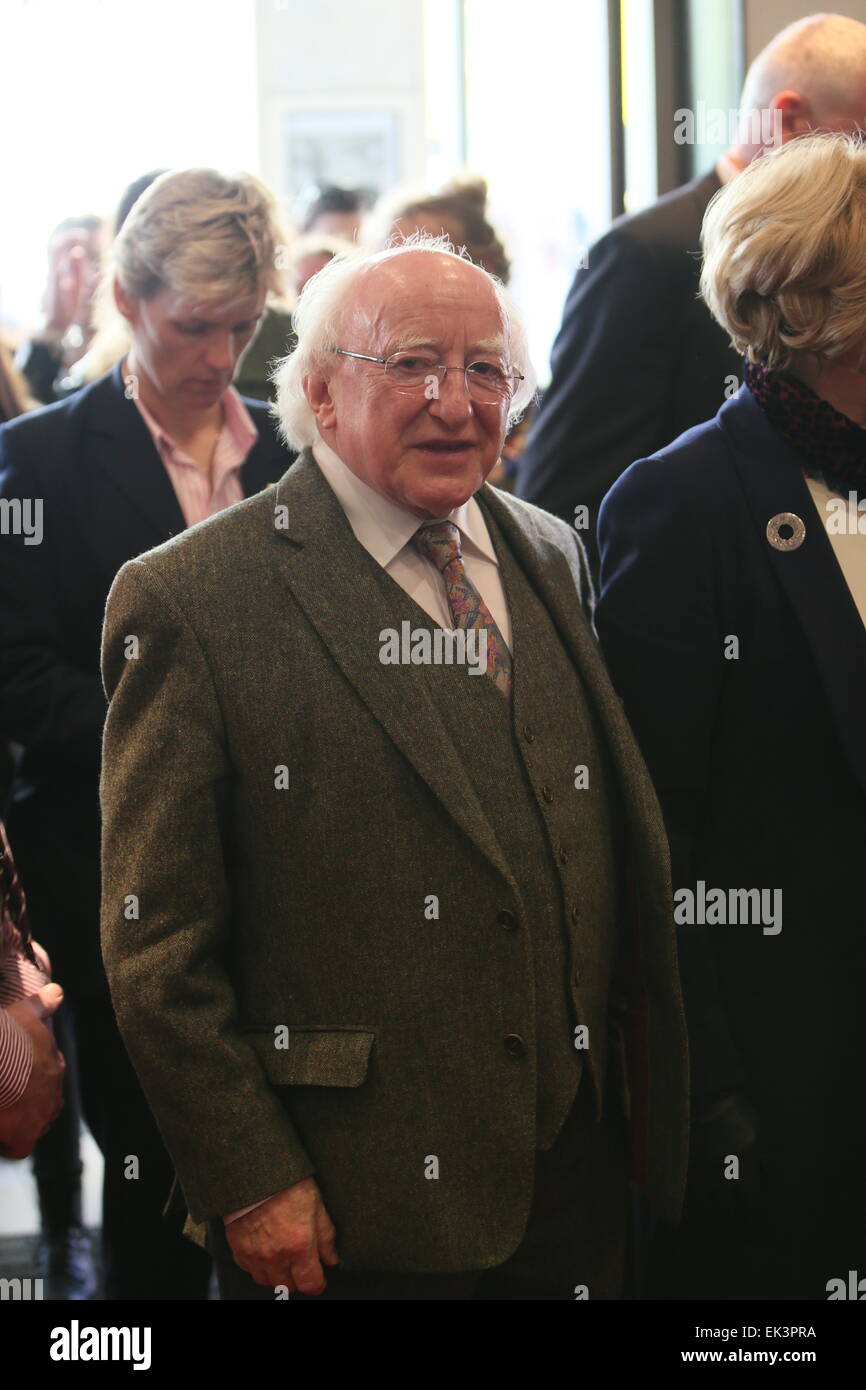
[255,0,427,217]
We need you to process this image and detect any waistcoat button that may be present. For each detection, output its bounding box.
[503,1033,526,1059]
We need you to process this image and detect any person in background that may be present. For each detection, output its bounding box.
[16,216,104,405]
[374,174,511,285]
[299,184,370,240]
[0,821,65,1162]
[0,341,30,423]
[236,185,371,402]
[0,167,296,1299]
[518,11,866,579]
[58,172,167,394]
[1,338,95,1297]
[289,234,349,297]
[597,133,866,1300]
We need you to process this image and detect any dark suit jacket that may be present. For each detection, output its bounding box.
[517,169,742,575]
[99,449,688,1270]
[597,386,866,1133]
[0,362,294,996]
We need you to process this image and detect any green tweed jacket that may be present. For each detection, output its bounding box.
[99,449,688,1272]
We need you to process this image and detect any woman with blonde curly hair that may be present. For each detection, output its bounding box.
[0,167,295,1300]
[596,133,866,1300]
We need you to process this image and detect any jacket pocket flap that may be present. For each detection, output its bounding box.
[243,1026,374,1087]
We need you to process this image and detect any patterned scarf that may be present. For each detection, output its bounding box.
[744,360,866,496]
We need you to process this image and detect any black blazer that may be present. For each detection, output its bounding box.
[596,385,866,1116]
[0,362,295,995]
[517,169,742,576]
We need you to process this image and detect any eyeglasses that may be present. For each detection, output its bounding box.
[332,348,524,405]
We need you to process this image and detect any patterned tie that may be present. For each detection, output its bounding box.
[412,521,512,697]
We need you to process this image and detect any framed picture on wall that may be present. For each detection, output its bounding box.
[280,107,401,204]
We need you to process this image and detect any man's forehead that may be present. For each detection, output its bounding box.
[350,255,506,343]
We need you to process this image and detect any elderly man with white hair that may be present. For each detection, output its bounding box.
[99,238,688,1301]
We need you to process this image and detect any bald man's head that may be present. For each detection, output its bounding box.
[734,13,866,163]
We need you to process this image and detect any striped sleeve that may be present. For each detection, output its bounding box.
[0,1007,33,1107]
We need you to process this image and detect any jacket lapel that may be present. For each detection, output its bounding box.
[86,362,187,541]
[273,451,519,893]
[720,386,866,798]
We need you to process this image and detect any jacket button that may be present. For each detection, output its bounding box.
[504,1033,526,1059]
[498,909,518,931]
[522,724,535,743]
[541,785,554,803]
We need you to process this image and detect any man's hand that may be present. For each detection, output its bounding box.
[0,984,66,1159]
[224,1176,339,1294]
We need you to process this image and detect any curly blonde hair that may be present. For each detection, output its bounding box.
[700,133,866,370]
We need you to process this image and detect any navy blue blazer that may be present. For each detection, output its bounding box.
[516,169,741,578]
[0,362,295,994]
[597,385,866,1124]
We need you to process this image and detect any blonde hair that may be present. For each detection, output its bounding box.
[272,235,536,451]
[700,133,866,369]
[111,167,287,307]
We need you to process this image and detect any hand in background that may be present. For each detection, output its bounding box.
[0,983,65,1159]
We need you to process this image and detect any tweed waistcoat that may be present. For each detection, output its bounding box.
[368,507,625,1147]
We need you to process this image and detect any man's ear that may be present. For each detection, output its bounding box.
[113,278,137,326]
[773,91,815,142]
[304,372,337,433]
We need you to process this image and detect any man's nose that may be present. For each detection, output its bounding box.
[426,367,473,422]
[204,332,235,372]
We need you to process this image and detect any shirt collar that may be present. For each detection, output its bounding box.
[311,435,499,569]
[132,379,258,463]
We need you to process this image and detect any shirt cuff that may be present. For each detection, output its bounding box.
[0,1009,34,1108]
[223,1195,280,1225]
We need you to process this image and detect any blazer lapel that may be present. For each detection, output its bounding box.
[721,386,866,799]
[87,363,186,541]
[273,451,519,892]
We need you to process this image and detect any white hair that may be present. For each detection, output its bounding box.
[271,234,537,451]
[741,12,866,126]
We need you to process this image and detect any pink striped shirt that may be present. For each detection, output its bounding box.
[134,387,257,526]
[0,822,50,1108]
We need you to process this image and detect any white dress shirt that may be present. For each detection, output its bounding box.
[805,475,866,628]
[311,436,512,647]
[223,436,512,1225]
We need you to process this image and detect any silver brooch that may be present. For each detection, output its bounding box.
[766,512,805,551]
